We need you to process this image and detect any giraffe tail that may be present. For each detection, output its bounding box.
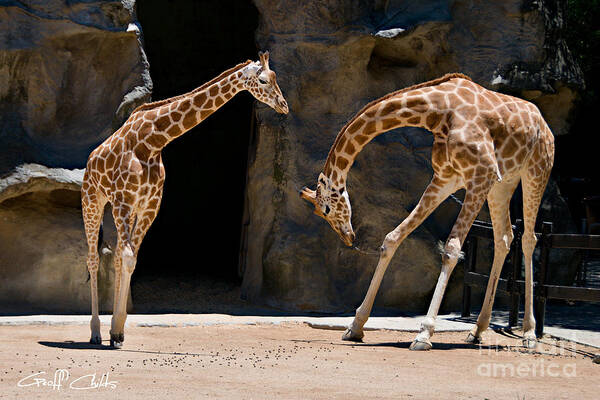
[97,222,104,254]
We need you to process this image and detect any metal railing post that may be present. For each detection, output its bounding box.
[462,237,477,318]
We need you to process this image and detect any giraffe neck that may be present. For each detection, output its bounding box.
[323,89,447,188]
[133,62,250,155]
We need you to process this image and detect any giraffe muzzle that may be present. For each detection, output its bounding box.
[340,230,355,247]
[276,99,289,114]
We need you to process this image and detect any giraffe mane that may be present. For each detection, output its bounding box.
[324,73,472,172]
[130,60,254,115]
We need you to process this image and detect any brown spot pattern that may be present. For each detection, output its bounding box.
[347,119,365,135]
[193,93,207,107]
[167,125,182,137]
[180,100,191,112]
[336,157,349,170]
[381,118,399,130]
[381,100,401,115]
[407,116,421,125]
[426,112,442,130]
[183,110,197,129]
[155,116,171,132]
[344,141,356,154]
[354,134,369,145]
[147,133,168,148]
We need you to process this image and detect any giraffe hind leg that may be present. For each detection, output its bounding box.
[82,190,105,345]
[520,137,553,348]
[520,176,549,348]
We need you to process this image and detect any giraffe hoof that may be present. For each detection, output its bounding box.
[89,335,102,345]
[409,340,432,351]
[593,355,600,364]
[522,338,537,349]
[464,333,481,344]
[110,333,124,349]
[342,328,364,342]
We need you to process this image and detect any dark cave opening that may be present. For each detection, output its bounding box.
[132,1,259,303]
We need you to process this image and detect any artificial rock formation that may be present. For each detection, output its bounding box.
[0,0,146,312]
[0,0,151,174]
[0,164,121,313]
[241,0,582,312]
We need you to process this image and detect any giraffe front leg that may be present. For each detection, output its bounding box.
[109,204,137,349]
[110,243,135,348]
[410,239,462,351]
[344,176,459,342]
[466,178,519,344]
[343,241,396,342]
[110,205,161,348]
[113,259,122,320]
[411,182,490,351]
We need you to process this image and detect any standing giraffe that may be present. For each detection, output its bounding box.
[301,73,554,350]
[82,51,288,347]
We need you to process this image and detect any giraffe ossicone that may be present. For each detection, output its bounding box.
[301,73,554,351]
[81,51,288,348]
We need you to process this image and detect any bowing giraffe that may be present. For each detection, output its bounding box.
[301,73,554,350]
[82,51,288,347]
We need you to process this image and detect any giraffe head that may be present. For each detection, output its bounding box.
[301,173,355,246]
[242,51,288,114]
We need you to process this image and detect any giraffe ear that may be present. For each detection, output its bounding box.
[300,186,317,206]
[318,172,330,189]
[258,50,270,68]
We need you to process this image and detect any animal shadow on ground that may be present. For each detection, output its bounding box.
[37,340,212,356]
[289,338,481,351]
[358,341,480,351]
[38,340,113,350]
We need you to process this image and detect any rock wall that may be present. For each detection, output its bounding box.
[0,0,148,312]
[0,0,151,174]
[241,0,583,312]
[0,164,124,313]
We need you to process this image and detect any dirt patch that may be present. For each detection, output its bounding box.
[130,274,248,314]
[0,324,597,399]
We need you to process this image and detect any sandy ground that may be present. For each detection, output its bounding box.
[0,323,598,399]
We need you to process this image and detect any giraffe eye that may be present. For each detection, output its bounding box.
[258,77,268,85]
